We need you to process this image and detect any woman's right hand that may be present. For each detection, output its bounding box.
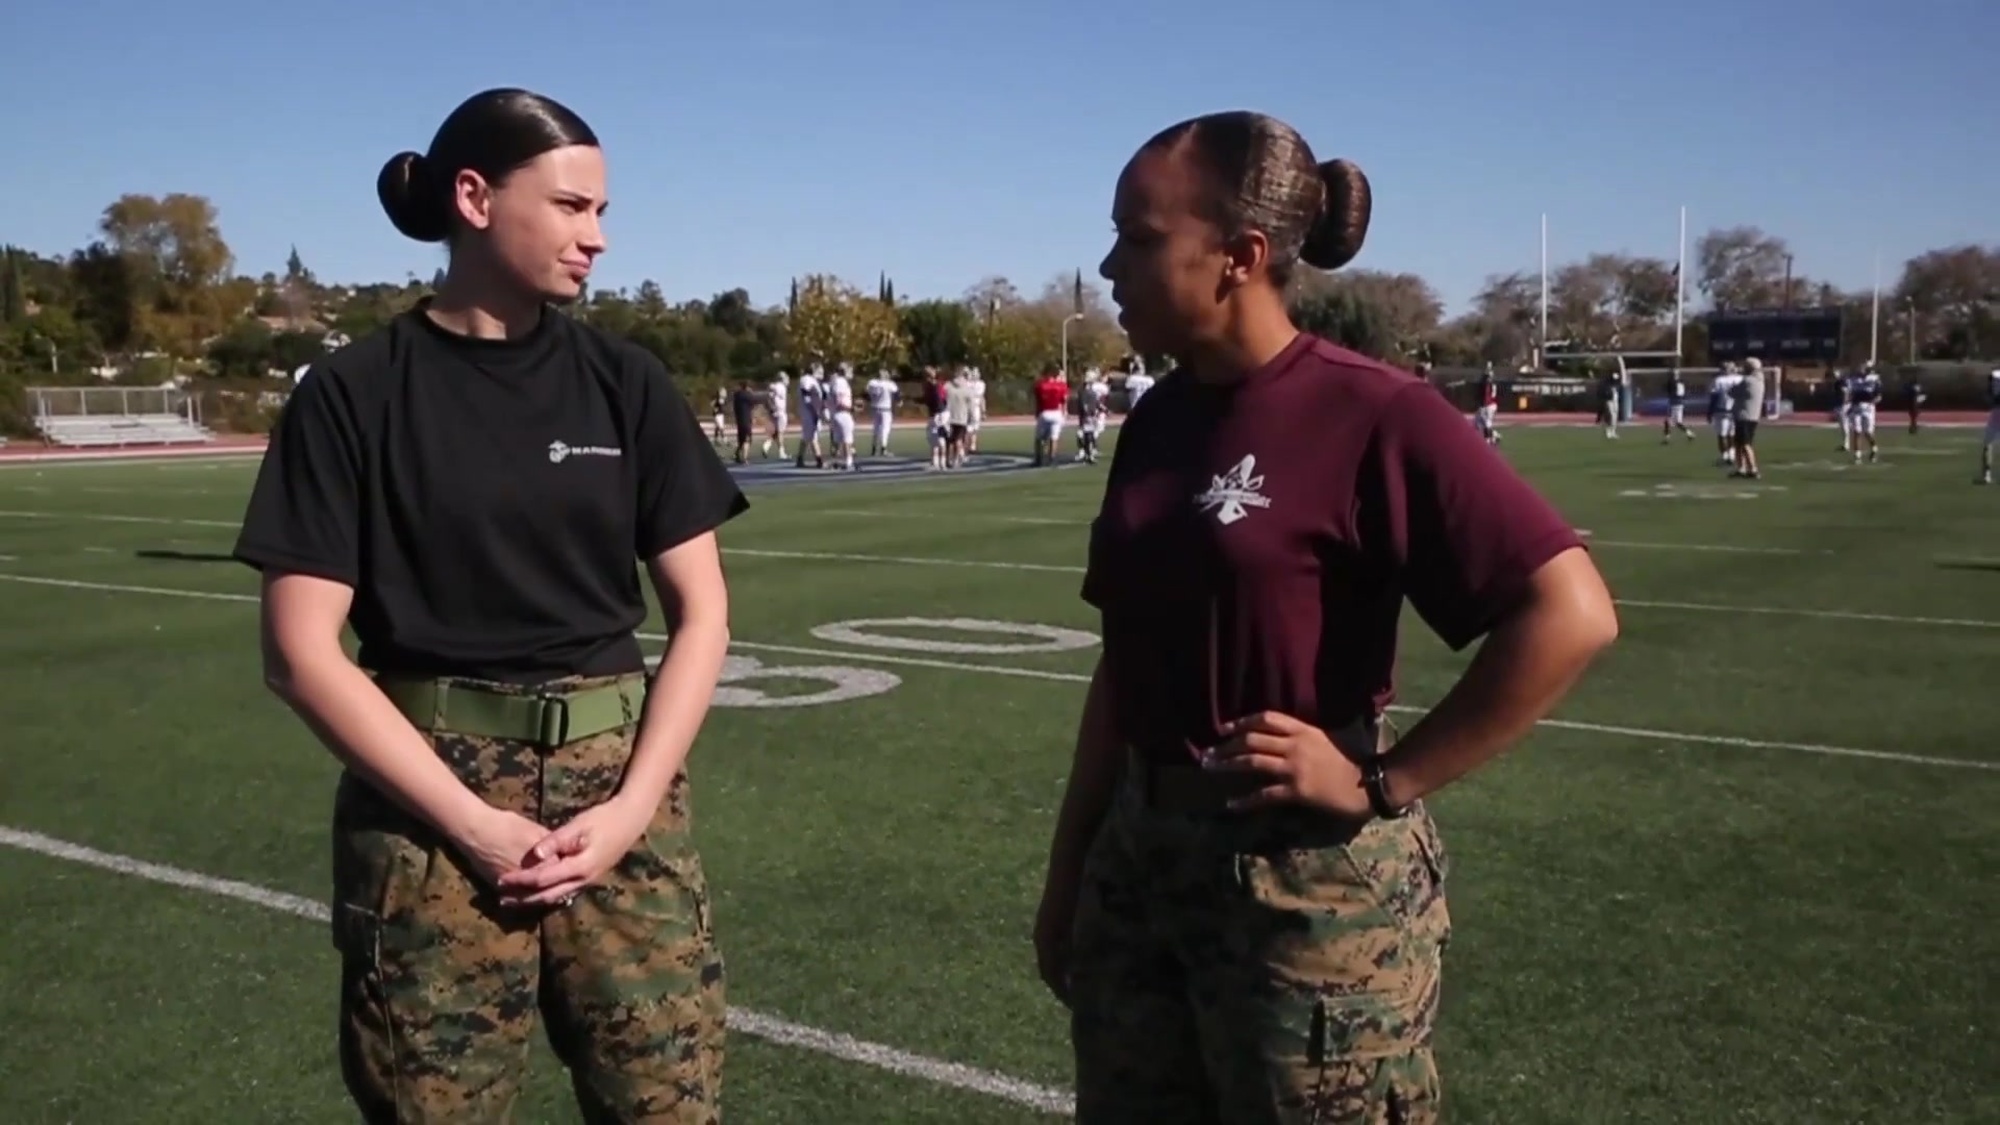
[451,805,569,889]
[1033,864,1083,1007]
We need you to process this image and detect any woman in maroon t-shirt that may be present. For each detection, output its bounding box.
[1033,111,1620,1123]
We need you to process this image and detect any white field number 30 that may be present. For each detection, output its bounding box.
[644,617,1098,709]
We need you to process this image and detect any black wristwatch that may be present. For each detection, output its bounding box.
[1362,759,1407,820]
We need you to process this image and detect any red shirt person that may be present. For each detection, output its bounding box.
[1032,367,1071,465]
[1034,111,1619,1124]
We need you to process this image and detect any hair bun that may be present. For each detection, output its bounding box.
[1301,158,1371,271]
[376,150,450,243]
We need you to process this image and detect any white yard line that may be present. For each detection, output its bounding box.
[0,571,1988,774]
[1613,598,1999,629]
[0,507,1988,626]
[809,511,1825,554]
[728,546,1085,574]
[0,508,240,528]
[0,825,1075,1115]
[1584,538,1817,556]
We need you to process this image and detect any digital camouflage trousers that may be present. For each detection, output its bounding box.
[1068,768,1452,1125]
[330,674,724,1124]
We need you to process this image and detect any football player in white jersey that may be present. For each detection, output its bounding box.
[1708,364,1741,466]
[1076,367,1111,464]
[1828,368,1855,453]
[1122,360,1156,417]
[827,362,858,471]
[964,366,987,453]
[1979,368,2000,485]
[1844,362,1882,465]
[762,370,789,459]
[793,363,825,469]
[865,368,900,456]
[709,388,728,445]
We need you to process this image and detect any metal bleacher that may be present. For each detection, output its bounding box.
[34,412,215,449]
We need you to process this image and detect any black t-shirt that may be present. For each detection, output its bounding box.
[233,301,749,684]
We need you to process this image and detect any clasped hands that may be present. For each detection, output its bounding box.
[453,793,655,908]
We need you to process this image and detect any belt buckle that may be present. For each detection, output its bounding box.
[536,693,572,749]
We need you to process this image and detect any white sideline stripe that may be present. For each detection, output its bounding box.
[0,828,1075,1116]
[3,574,1997,774]
[0,450,265,469]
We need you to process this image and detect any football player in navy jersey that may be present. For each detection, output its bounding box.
[1660,367,1694,443]
[1844,362,1883,465]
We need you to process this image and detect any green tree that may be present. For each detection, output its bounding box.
[1696,225,1793,312]
[206,318,276,379]
[900,298,974,368]
[1291,288,1392,359]
[1,247,26,326]
[788,274,906,368]
[67,243,138,353]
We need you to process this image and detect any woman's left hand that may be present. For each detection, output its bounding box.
[1203,711,1371,818]
[495,793,656,908]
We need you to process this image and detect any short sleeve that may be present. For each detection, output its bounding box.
[1079,397,1156,611]
[633,358,749,559]
[1360,382,1585,651]
[232,367,364,585]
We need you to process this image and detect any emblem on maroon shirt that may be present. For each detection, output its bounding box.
[1193,454,1270,526]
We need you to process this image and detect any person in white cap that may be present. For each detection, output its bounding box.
[1730,358,1765,479]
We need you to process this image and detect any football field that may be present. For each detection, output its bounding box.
[1,418,1995,1124]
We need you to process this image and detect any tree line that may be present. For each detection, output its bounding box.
[2,192,1996,431]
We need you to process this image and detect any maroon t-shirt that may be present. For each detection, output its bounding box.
[1082,333,1584,765]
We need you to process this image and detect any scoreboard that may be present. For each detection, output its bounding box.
[1705,307,1843,363]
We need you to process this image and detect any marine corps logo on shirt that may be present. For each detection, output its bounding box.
[547,440,622,464]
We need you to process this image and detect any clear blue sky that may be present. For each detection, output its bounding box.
[2,0,1991,316]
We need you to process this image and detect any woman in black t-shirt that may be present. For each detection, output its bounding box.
[233,88,746,1123]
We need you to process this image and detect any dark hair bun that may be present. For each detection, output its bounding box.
[376,151,450,243]
[1302,158,1371,271]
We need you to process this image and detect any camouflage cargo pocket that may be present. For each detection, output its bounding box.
[1301,1035,1441,1125]
[328,773,435,964]
[623,820,713,939]
[1232,821,1446,1057]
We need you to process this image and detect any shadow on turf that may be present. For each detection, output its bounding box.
[1935,559,2000,574]
[135,548,236,564]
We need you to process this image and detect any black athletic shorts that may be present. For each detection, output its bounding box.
[1733,419,1759,447]
[948,423,968,444]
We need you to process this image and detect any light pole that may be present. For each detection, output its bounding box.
[1060,312,1084,375]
